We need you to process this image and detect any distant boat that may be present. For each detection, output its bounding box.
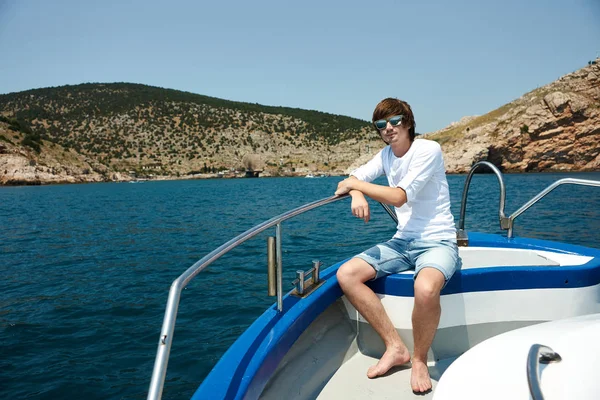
[305,173,315,178]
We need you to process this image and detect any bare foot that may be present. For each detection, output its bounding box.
[367,346,411,378]
[411,359,432,393]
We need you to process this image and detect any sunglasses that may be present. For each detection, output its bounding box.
[373,115,403,130]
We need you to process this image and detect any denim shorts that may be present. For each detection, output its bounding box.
[354,237,461,283]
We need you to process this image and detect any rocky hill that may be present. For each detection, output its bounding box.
[0,83,384,184]
[1,59,599,185]
[0,118,127,185]
[426,59,600,173]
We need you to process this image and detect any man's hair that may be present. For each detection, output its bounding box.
[372,98,416,141]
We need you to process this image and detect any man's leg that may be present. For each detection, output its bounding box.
[411,267,445,393]
[337,258,411,378]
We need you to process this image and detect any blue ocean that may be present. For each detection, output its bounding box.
[1,172,599,399]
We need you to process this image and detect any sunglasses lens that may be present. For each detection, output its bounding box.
[374,120,387,129]
[390,116,402,126]
[375,115,403,130]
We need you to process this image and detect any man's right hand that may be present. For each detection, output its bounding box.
[351,193,370,223]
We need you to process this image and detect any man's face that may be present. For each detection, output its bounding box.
[377,115,410,145]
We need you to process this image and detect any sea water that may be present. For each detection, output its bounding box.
[1,172,599,399]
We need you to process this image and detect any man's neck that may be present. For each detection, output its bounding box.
[390,139,412,158]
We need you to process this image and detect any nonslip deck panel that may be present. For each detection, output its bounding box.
[316,354,457,400]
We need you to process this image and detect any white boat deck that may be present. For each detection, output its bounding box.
[317,353,456,399]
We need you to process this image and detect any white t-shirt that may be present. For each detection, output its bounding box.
[350,138,456,241]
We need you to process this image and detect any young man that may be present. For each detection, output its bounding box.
[334,98,460,393]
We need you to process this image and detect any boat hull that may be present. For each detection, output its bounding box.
[193,233,600,400]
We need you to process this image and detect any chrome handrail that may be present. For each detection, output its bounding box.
[526,343,562,400]
[457,161,508,245]
[507,178,600,238]
[457,162,600,241]
[380,202,399,224]
[147,194,350,400]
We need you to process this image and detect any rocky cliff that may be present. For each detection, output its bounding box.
[0,122,132,185]
[428,59,600,173]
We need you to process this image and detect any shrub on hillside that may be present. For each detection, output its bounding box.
[22,133,42,153]
[0,134,14,144]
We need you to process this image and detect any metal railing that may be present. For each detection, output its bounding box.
[526,343,562,400]
[147,194,351,400]
[457,161,600,242]
[506,178,600,237]
[457,161,508,245]
[379,202,398,224]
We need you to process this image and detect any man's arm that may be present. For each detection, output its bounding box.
[336,176,407,208]
[337,149,387,222]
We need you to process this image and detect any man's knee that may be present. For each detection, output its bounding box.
[337,258,375,287]
[414,268,445,303]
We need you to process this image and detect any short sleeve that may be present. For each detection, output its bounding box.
[350,148,385,182]
[398,142,443,201]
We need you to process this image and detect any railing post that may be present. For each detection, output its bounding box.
[267,237,277,296]
[312,260,321,283]
[276,223,283,312]
[147,281,183,400]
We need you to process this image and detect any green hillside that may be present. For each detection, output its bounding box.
[0,83,373,174]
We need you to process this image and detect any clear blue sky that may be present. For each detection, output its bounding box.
[1,0,598,133]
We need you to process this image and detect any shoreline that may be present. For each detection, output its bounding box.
[2,169,599,187]
[0,170,347,186]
